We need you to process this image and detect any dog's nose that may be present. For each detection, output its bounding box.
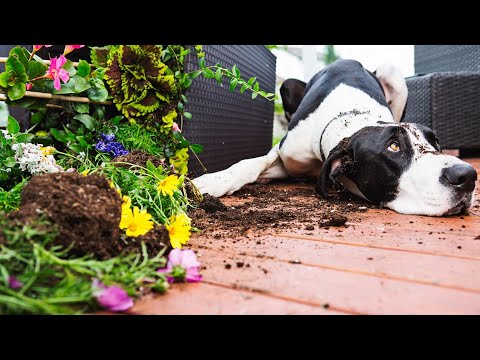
[441,164,477,192]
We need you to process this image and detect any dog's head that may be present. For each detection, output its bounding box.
[316,122,477,216]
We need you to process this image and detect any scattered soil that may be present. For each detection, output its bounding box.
[113,149,165,169]
[189,178,379,238]
[7,172,169,259]
[200,194,228,213]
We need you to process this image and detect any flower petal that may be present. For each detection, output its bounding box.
[180,249,201,268]
[53,77,61,91]
[96,285,134,312]
[58,69,70,83]
[168,248,183,266]
[56,54,67,69]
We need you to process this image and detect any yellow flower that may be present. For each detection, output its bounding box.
[120,205,154,237]
[166,213,192,249]
[122,195,132,211]
[40,146,55,155]
[169,148,189,175]
[157,175,180,196]
[80,169,90,176]
[36,131,49,138]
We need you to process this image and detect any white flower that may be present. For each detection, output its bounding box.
[1,129,13,140]
[13,143,63,175]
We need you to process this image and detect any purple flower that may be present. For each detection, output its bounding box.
[158,249,202,283]
[92,279,134,312]
[8,275,23,290]
[94,133,129,157]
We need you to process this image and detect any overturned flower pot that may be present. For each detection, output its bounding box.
[7,172,169,259]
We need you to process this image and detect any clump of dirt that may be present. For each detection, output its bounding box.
[318,214,348,227]
[189,178,379,238]
[113,149,165,169]
[7,172,169,259]
[111,225,170,256]
[200,194,228,213]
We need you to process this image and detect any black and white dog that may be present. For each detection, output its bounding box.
[193,59,477,216]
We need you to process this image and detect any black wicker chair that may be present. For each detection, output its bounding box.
[403,45,480,150]
[183,45,276,176]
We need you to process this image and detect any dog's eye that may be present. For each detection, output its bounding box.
[388,141,400,152]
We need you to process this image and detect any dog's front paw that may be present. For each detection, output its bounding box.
[192,172,234,198]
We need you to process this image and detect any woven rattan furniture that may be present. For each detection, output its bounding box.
[403,72,480,149]
[183,45,276,176]
[415,45,480,74]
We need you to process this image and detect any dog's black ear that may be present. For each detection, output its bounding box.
[280,79,307,122]
[316,138,352,199]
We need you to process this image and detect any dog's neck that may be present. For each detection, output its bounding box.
[318,110,389,161]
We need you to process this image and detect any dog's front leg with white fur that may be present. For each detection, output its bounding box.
[192,145,287,197]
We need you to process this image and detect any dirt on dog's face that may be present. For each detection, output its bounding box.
[317,123,477,216]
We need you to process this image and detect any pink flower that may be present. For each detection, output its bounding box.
[172,122,181,133]
[92,279,134,312]
[33,45,52,52]
[26,83,32,90]
[8,275,23,290]
[45,55,70,91]
[63,45,84,56]
[158,249,202,283]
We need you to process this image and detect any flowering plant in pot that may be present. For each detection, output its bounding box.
[0,44,275,314]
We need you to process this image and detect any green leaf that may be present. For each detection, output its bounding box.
[77,60,91,77]
[183,78,193,89]
[76,136,88,147]
[247,77,256,86]
[232,65,240,78]
[73,102,90,114]
[93,106,106,121]
[69,144,84,153]
[178,102,184,112]
[266,92,276,98]
[229,78,238,92]
[190,70,203,79]
[64,60,77,76]
[198,57,205,69]
[181,94,188,103]
[146,160,157,174]
[203,68,215,79]
[7,82,26,100]
[50,128,67,142]
[16,133,34,143]
[111,115,124,126]
[48,77,76,94]
[9,46,29,73]
[183,112,192,120]
[254,82,260,92]
[180,49,191,56]
[73,114,98,131]
[90,46,110,68]
[215,68,223,84]
[251,92,258,99]
[240,83,248,94]
[2,157,16,168]
[73,75,91,93]
[7,116,19,134]
[6,54,27,82]
[27,61,48,79]
[30,111,44,124]
[190,144,204,154]
[0,71,12,87]
[86,78,108,102]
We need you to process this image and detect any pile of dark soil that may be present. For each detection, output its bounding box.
[7,172,169,259]
[189,178,378,238]
[113,149,165,169]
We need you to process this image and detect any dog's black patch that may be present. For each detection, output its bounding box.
[280,59,390,149]
[317,125,414,204]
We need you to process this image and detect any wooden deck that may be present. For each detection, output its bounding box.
[128,158,480,315]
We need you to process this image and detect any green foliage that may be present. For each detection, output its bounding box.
[324,45,339,65]
[0,217,168,315]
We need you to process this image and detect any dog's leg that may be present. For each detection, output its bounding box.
[374,64,408,122]
[192,144,287,197]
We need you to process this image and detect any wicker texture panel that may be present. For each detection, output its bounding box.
[404,72,480,149]
[415,45,480,74]
[183,45,276,176]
